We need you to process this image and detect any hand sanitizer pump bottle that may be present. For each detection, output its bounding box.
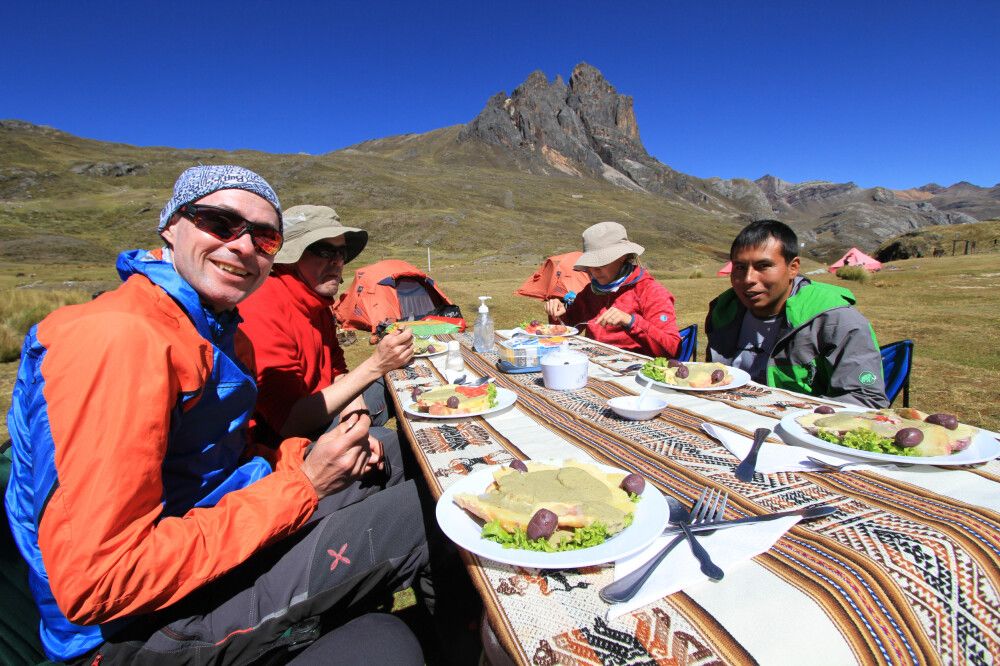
[473,296,495,353]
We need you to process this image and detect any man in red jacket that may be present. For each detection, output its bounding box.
[239,204,482,662]
[544,221,681,357]
[240,204,416,496]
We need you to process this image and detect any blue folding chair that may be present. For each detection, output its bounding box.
[677,324,698,363]
[879,339,913,407]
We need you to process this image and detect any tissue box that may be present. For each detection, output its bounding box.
[498,335,565,368]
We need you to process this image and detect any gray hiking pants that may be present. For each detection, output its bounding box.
[79,480,431,665]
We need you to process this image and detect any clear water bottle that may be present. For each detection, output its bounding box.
[473,296,495,353]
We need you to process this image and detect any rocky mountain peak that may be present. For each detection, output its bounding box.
[755,174,793,198]
[460,63,652,179]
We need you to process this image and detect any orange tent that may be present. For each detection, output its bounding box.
[515,252,591,301]
[717,261,732,276]
[829,248,882,273]
[334,259,454,331]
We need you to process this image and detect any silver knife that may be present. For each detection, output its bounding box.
[734,427,771,482]
[661,504,837,536]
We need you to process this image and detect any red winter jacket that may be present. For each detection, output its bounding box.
[554,265,681,357]
[239,266,348,446]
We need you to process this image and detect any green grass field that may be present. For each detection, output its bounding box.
[1,253,998,444]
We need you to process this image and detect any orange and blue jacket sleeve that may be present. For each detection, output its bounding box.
[35,311,317,625]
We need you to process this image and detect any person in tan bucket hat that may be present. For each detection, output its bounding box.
[241,204,485,662]
[542,221,682,357]
[239,204,414,478]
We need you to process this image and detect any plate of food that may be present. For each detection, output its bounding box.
[435,459,668,568]
[638,359,750,392]
[777,406,999,465]
[403,383,517,419]
[518,321,579,337]
[413,336,447,358]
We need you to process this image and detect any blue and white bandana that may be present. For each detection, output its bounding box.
[158,165,281,231]
[590,262,636,294]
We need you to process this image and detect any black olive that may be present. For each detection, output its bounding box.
[620,473,645,495]
[710,369,725,384]
[509,459,528,473]
[814,405,835,414]
[526,509,558,540]
[674,364,689,379]
[894,427,924,448]
[667,359,683,368]
[925,413,958,430]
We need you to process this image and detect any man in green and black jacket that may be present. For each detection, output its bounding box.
[706,220,888,408]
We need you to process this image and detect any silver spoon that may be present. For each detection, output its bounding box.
[635,378,657,408]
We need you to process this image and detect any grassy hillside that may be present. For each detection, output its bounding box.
[1,122,741,272]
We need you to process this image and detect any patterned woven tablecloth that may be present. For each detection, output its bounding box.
[386,334,1000,666]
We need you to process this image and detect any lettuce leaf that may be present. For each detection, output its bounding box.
[817,428,918,456]
[481,513,635,552]
[641,357,669,382]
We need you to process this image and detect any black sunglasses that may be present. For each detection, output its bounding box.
[305,242,347,262]
[177,203,284,256]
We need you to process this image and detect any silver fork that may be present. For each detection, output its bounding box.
[599,488,728,604]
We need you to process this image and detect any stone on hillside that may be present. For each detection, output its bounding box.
[70,162,146,177]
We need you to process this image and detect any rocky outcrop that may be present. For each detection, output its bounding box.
[704,178,772,220]
[460,63,735,212]
[70,162,146,177]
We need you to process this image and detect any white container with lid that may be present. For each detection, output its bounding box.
[540,342,589,391]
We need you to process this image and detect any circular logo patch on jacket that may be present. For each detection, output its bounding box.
[859,370,877,385]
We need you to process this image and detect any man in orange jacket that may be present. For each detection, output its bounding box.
[5,166,437,664]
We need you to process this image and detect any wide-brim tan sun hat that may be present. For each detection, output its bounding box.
[275,204,368,264]
[573,221,645,268]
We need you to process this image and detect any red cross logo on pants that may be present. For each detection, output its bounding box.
[327,544,351,571]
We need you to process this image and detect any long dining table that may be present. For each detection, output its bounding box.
[385,332,1000,666]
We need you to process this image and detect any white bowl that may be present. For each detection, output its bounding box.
[607,395,668,420]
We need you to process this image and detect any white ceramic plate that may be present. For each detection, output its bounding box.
[435,460,668,568]
[517,326,580,338]
[413,337,447,358]
[403,387,518,419]
[777,408,1000,465]
[637,363,751,392]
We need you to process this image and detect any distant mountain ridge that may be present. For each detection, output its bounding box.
[457,63,998,256]
[1,63,997,265]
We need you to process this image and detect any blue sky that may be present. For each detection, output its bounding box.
[4,1,997,189]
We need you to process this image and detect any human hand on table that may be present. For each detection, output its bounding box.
[301,413,372,498]
[594,307,632,328]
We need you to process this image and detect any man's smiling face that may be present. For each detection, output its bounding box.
[730,237,800,318]
[160,189,279,312]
